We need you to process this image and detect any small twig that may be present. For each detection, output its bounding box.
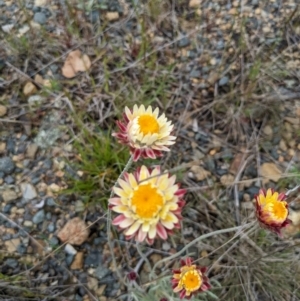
[150,221,255,280]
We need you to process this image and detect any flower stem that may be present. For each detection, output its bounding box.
[150,221,256,280]
[107,155,134,285]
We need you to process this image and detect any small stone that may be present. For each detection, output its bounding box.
[0,142,6,153]
[21,183,37,200]
[26,144,38,159]
[106,12,119,21]
[220,174,235,186]
[162,242,171,251]
[190,69,201,78]
[2,190,18,202]
[65,243,77,255]
[189,0,201,8]
[190,166,211,181]
[0,157,15,175]
[0,105,7,117]
[243,193,251,202]
[209,57,217,66]
[218,76,229,86]
[57,217,89,246]
[75,200,85,212]
[70,252,84,270]
[279,139,287,152]
[34,128,61,149]
[4,258,18,268]
[23,82,37,96]
[5,238,21,253]
[66,254,75,266]
[30,20,41,29]
[28,95,45,106]
[178,36,190,48]
[4,175,14,184]
[35,0,47,6]
[18,25,30,37]
[24,220,33,227]
[16,208,25,215]
[32,210,45,224]
[46,197,56,206]
[263,125,273,136]
[47,223,55,232]
[88,277,98,291]
[34,12,47,24]
[48,183,61,192]
[95,266,110,279]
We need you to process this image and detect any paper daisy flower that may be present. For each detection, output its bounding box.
[255,188,290,236]
[172,257,211,299]
[112,105,176,161]
[109,165,186,244]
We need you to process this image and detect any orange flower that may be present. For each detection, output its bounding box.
[255,188,290,236]
[112,105,176,161]
[172,257,210,299]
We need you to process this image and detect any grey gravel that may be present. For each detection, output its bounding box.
[32,209,45,224]
[33,12,47,24]
[178,36,190,48]
[46,197,56,206]
[4,175,14,184]
[0,157,15,175]
[34,128,61,148]
[95,266,111,280]
[219,76,229,86]
[47,222,55,232]
[21,183,37,200]
[5,258,18,268]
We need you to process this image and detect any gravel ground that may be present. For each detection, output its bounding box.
[1,0,300,300]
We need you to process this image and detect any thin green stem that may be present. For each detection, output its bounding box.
[107,155,134,285]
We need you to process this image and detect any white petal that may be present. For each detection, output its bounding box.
[163,212,178,224]
[161,220,175,229]
[119,218,135,228]
[142,222,150,232]
[153,107,159,118]
[139,166,150,182]
[157,175,169,191]
[113,187,129,198]
[125,106,133,120]
[148,225,157,239]
[128,173,138,188]
[112,205,129,214]
[118,179,133,195]
[164,186,178,200]
[168,175,176,187]
[146,106,152,114]
[125,220,141,236]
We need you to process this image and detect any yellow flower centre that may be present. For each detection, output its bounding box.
[265,200,288,222]
[131,184,163,219]
[137,115,160,135]
[179,267,202,293]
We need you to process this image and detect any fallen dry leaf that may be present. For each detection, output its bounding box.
[57,217,89,245]
[260,162,282,183]
[62,50,91,78]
